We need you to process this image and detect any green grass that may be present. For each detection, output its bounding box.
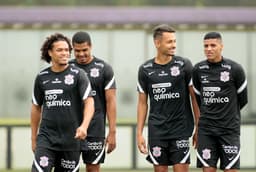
[0,118,30,125]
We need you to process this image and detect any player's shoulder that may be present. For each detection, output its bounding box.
[68,65,85,75]
[92,57,111,68]
[37,66,51,76]
[140,58,154,69]
[173,55,192,66]
[222,57,243,70]
[174,55,186,61]
[193,59,209,70]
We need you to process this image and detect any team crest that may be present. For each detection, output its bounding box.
[90,68,99,78]
[39,156,49,167]
[220,71,230,82]
[170,66,180,76]
[64,74,74,85]
[202,149,211,160]
[152,146,162,157]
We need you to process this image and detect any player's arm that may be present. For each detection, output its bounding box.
[30,104,42,152]
[234,64,248,109]
[192,67,201,107]
[75,70,95,140]
[137,92,148,154]
[103,64,117,153]
[75,97,94,140]
[189,85,200,148]
[185,59,200,148]
[238,85,248,109]
[105,89,117,154]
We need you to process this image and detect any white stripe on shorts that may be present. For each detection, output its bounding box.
[92,144,106,164]
[148,147,159,165]
[196,151,210,167]
[71,163,80,172]
[225,149,240,169]
[180,150,190,163]
[34,159,44,172]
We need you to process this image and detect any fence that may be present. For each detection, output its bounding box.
[0,122,256,170]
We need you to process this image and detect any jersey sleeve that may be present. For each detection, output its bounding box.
[233,63,248,109]
[184,58,193,86]
[32,75,44,106]
[192,65,201,106]
[78,69,93,100]
[137,66,147,94]
[103,63,116,90]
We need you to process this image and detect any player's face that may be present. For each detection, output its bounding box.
[48,40,70,66]
[73,42,93,64]
[204,38,223,63]
[155,32,176,57]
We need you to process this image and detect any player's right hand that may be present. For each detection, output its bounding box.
[137,135,148,154]
[31,140,36,152]
[75,126,87,140]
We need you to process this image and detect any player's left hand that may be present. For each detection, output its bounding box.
[75,126,87,140]
[137,135,148,154]
[106,132,116,154]
[31,138,37,153]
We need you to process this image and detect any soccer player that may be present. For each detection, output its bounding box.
[30,33,94,172]
[137,24,200,172]
[192,32,248,172]
[70,31,117,172]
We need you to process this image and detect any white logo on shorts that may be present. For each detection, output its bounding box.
[202,148,211,160]
[222,145,238,154]
[152,146,161,157]
[61,159,76,169]
[39,156,49,167]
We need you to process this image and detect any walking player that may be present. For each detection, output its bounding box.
[70,31,117,172]
[137,24,200,172]
[192,32,248,172]
[30,33,94,172]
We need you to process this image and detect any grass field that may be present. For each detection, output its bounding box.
[1,168,255,172]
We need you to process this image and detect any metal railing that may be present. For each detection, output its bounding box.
[1,122,256,170]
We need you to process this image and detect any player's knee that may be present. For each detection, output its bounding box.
[86,164,100,172]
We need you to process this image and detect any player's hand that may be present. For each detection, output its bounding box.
[75,126,87,140]
[106,132,116,154]
[31,139,36,153]
[137,135,148,154]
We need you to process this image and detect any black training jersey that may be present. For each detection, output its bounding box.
[70,57,116,138]
[192,57,248,135]
[137,56,194,140]
[32,65,92,151]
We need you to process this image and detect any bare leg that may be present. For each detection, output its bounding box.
[224,169,238,172]
[86,164,100,172]
[203,167,217,172]
[173,163,189,172]
[154,165,168,172]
